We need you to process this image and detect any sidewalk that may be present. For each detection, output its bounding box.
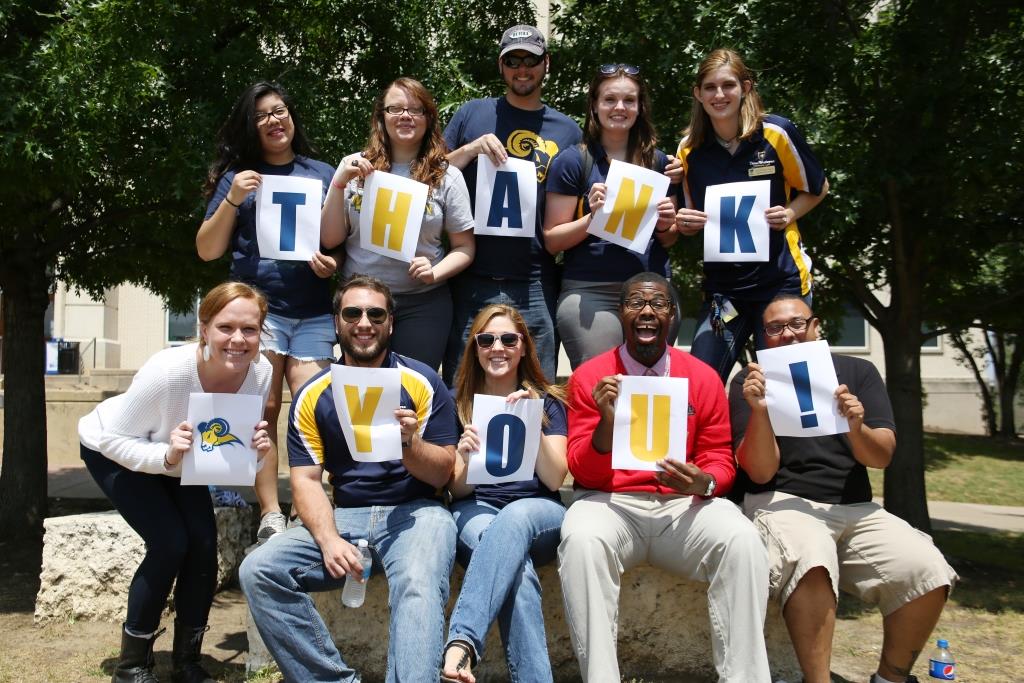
[47,464,1024,534]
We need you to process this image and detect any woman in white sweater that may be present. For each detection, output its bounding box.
[78,282,274,683]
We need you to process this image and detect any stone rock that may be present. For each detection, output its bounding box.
[246,562,800,681]
[35,506,253,624]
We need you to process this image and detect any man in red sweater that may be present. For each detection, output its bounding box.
[557,272,771,683]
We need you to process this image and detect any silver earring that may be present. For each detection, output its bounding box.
[202,344,210,362]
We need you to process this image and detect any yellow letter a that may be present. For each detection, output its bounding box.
[372,188,413,250]
[344,385,383,452]
[630,393,670,462]
[605,178,654,241]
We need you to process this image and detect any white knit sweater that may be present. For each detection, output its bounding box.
[78,343,272,476]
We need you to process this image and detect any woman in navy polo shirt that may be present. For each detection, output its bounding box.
[672,49,829,382]
[440,304,567,683]
[544,64,678,370]
[197,81,337,542]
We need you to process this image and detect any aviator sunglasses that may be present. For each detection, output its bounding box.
[599,63,641,75]
[340,306,389,324]
[475,332,523,349]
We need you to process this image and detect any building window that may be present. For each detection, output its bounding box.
[166,298,200,345]
[831,304,869,349]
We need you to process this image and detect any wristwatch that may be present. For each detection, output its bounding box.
[702,474,717,497]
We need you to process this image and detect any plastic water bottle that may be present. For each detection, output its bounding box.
[341,539,372,608]
[928,638,956,680]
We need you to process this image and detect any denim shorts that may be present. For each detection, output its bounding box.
[261,312,336,361]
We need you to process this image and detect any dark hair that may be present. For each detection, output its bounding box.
[333,274,396,316]
[619,272,672,304]
[583,67,657,169]
[767,292,814,316]
[362,77,448,191]
[452,304,565,427]
[203,81,316,200]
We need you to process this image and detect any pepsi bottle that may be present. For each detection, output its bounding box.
[928,638,956,680]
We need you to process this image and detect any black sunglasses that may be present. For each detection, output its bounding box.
[475,332,523,349]
[599,63,640,76]
[502,53,545,69]
[340,306,389,324]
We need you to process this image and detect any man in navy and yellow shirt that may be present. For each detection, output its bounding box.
[241,274,458,682]
[442,24,582,384]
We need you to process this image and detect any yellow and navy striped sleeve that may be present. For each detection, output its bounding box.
[288,370,333,466]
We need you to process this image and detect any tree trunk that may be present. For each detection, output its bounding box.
[0,256,51,540]
[880,329,932,532]
[998,333,1022,437]
[950,331,997,436]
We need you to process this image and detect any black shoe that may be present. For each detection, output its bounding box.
[170,621,215,683]
[112,625,164,683]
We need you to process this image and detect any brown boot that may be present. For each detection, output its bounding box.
[112,625,163,683]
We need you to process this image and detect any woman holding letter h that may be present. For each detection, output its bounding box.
[670,49,829,382]
[321,77,475,371]
[440,304,568,682]
[197,81,338,542]
[78,282,274,683]
[544,63,678,370]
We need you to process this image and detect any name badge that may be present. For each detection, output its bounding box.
[748,164,775,177]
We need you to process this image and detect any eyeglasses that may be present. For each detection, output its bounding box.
[340,306,389,324]
[623,296,671,312]
[764,317,814,336]
[599,63,641,76]
[501,53,545,69]
[475,332,523,349]
[383,105,426,117]
[254,105,290,125]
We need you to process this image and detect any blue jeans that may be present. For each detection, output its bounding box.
[240,499,456,683]
[446,496,565,682]
[690,292,811,383]
[444,272,559,385]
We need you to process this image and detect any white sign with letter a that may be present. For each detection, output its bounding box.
[757,340,849,437]
[330,365,403,462]
[612,376,688,471]
[465,394,544,485]
[255,175,323,261]
[587,160,670,254]
[182,392,263,486]
[703,179,770,262]
[473,155,537,237]
[359,171,428,263]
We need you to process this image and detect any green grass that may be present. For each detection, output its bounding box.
[867,432,1024,506]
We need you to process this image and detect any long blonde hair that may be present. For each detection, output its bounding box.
[453,304,565,427]
[682,49,765,150]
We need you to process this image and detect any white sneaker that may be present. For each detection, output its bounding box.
[256,511,287,544]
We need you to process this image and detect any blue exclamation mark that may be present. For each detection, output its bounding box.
[789,361,818,429]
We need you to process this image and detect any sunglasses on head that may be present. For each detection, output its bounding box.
[502,53,545,69]
[340,306,389,324]
[475,332,523,349]
[599,63,640,76]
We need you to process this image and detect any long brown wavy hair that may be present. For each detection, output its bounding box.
[681,49,766,150]
[583,66,657,169]
[453,304,565,427]
[362,77,448,191]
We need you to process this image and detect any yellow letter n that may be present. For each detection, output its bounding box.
[605,178,654,241]
[630,393,670,462]
[372,188,412,250]
[344,385,383,452]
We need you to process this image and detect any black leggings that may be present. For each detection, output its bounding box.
[81,445,217,632]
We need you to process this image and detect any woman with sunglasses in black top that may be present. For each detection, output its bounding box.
[440,304,567,683]
[544,64,679,370]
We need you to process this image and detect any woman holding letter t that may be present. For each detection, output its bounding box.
[321,77,475,371]
[670,49,829,382]
[440,304,568,683]
[544,63,679,370]
[197,81,338,543]
[78,282,274,683]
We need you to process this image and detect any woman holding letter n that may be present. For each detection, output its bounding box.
[440,304,568,683]
[544,63,679,370]
[671,48,829,382]
[197,81,337,543]
[320,77,475,371]
[77,282,274,683]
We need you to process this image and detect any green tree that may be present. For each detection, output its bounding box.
[0,0,530,539]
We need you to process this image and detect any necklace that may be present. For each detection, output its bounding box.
[715,133,738,150]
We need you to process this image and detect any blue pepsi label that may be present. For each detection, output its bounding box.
[929,658,955,680]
